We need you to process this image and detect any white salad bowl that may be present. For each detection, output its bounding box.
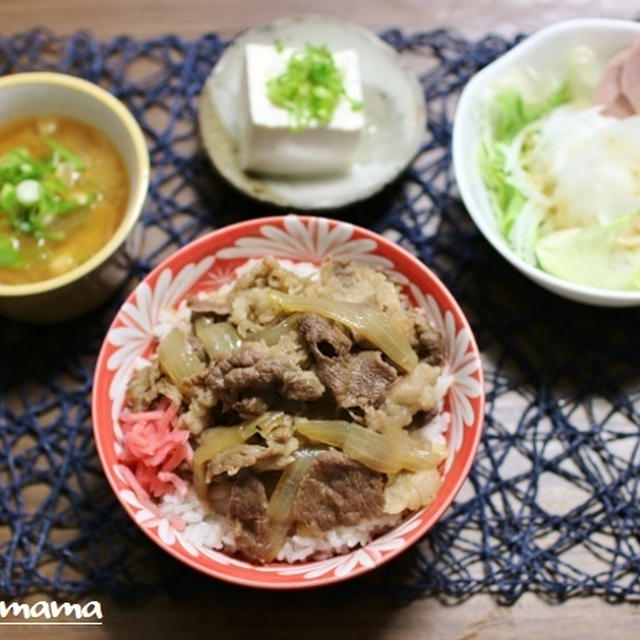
[453,18,640,307]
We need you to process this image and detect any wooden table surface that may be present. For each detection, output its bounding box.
[1,1,639,638]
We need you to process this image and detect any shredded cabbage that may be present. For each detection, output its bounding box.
[489,83,569,143]
[479,46,640,289]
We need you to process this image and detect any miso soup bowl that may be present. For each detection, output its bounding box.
[92,214,485,589]
[0,72,149,322]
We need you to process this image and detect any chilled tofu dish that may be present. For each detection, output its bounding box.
[239,43,365,177]
[118,258,451,564]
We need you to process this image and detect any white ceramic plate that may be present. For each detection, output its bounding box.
[198,15,426,210]
[453,18,640,307]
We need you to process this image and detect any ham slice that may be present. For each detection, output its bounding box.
[602,93,635,118]
[620,41,640,112]
[595,41,640,118]
[594,49,630,106]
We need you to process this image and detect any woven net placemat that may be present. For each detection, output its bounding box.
[1,27,640,605]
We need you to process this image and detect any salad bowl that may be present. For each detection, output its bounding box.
[453,19,640,307]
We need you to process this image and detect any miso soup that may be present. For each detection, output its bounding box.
[0,115,129,285]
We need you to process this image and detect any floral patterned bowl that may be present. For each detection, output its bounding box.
[92,215,484,588]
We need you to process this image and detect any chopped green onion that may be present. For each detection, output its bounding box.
[0,236,21,268]
[16,179,41,206]
[0,139,94,268]
[267,43,362,130]
[45,137,86,171]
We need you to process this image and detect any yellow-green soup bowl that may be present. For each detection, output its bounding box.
[0,72,149,322]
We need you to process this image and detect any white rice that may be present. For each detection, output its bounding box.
[161,490,234,551]
[160,489,402,562]
[275,515,402,562]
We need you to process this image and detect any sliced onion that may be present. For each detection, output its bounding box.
[193,424,256,498]
[383,469,442,514]
[296,419,447,474]
[157,327,204,386]
[246,313,300,346]
[342,423,404,473]
[266,450,317,562]
[398,431,448,472]
[192,412,284,498]
[294,419,349,447]
[194,317,241,358]
[269,292,418,371]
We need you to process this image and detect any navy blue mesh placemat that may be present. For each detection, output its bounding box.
[2,27,640,605]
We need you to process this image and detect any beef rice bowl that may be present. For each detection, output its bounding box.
[117,256,452,564]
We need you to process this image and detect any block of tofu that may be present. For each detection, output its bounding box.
[238,43,365,177]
